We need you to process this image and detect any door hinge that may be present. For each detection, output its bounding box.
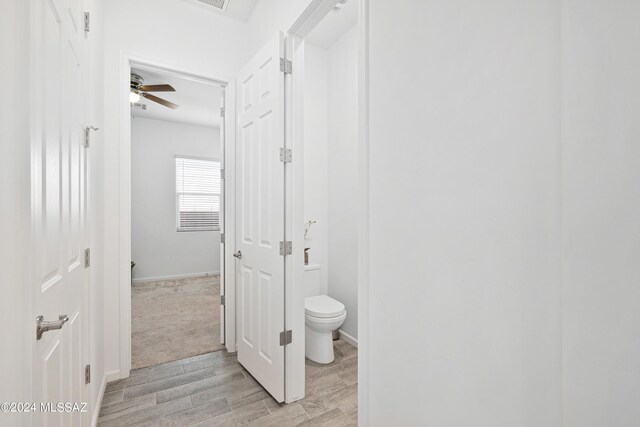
[279,330,292,346]
[220,233,225,244]
[85,364,91,384]
[84,248,90,268]
[280,58,292,75]
[279,148,292,163]
[84,125,98,148]
[220,168,225,180]
[279,241,292,256]
[221,295,225,305]
[220,107,225,117]
[84,12,90,32]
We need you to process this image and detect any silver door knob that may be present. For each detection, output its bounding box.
[36,315,69,340]
[233,250,242,260]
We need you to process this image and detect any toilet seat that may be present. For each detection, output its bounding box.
[305,295,345,318]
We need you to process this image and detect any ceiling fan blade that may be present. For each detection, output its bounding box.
[142,93,179,110]
[139,84,175,92]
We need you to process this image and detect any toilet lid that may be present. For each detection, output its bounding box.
[305,295,345,318]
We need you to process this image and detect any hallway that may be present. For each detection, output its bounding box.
[5,0,640,425]
[99,340,357,426]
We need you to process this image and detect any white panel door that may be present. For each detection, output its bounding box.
[236,33,286,402]
[31,0,90,425]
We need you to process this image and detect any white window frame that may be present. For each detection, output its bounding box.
[175,155,221,232]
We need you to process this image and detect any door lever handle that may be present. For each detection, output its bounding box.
[36,315,70,340]
[233,250,242,260]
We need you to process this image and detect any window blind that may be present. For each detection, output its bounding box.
[175,157,220,231]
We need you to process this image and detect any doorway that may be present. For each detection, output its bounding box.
[291,0,360,414]
[121,59,231,372]
[227,0,361,409]
[111,0,366,417]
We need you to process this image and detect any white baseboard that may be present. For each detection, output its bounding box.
[91,373,108,427]
[132,271,220,284]
[105,370,121,382]
[338,329,358,348]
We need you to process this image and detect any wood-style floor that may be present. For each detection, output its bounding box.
[98,339,358,426]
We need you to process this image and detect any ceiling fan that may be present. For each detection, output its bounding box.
[130,73,179,110]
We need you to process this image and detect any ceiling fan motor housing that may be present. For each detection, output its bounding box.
[131,73,144,91]
[129,72,178,109]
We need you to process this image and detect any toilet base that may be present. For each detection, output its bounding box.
[305,326,335,364]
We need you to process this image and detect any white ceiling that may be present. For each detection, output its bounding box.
[131,67,223,128]
[183,0,259,22]
[306,0,358,49]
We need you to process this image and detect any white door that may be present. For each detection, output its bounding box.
[236,33,287,402]
[31,0,90,425]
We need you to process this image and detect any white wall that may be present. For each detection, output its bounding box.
[303,43,329,294]
[366,1,562,425]
[327,27,359,339]
[102,0,314,376]
[131,117,221,281]
[0,1,31,425]
[561,1,640,425]
[303,27,359,339]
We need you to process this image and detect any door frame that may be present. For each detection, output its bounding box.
[117,52,237,377]
[284,0,370,417]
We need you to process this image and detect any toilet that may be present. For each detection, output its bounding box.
[303,264,347,364]
[305,295,346,363]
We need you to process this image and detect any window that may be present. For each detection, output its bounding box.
[175,156,221,232]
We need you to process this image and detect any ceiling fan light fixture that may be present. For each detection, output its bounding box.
[129,90,141,103]
[129,72,178,109]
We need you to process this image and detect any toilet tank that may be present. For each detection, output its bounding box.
[304,263,321,298]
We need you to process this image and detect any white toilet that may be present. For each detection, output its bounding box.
[304,264,347,364]
[305,295,346,363]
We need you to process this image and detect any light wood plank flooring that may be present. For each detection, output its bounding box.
[99,339,357,426]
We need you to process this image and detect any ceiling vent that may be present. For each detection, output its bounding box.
[196,0,230,11]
